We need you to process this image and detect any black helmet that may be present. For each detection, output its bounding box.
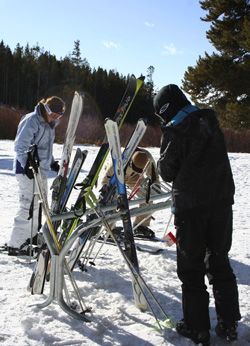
[153,84,190,123]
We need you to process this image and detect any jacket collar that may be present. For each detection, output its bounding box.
[167,105,199,127]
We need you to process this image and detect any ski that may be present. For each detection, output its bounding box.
[59,148,87,212]
[136,245,164,254]
[135,236,165,243]
[60,75,144,245]
[54,147,87,246]
[0,244,34,256]
[75,76,144,197]
[104,118,148,310]
[29,91,84,294]
[94,237,164,255]
[101,118,148,205]
[29,247,50,291]
[27,150,61,293]
[50,92,85,214]
[67,118,147,271]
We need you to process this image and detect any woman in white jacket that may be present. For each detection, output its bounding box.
[7,96,65,255]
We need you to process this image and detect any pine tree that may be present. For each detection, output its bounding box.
[71,39,89,69]
[71,40,82,67]
[182,0,250,129]
[146,65,155,97]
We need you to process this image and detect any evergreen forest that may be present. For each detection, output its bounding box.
[0,0,249,151]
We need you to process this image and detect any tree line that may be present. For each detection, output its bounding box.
[0,0,249,133]
[0,39,155,125]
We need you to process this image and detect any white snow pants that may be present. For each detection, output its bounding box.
[8,174,47,248]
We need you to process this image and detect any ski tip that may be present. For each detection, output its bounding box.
[138,117,148,125]
[74,90,84,96]
[104,118,114,126]
[136,303,148,312]
[162,318,176,329]
[153,318,176,332]
[73,91,85,103]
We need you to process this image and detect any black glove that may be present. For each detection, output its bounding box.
[24,159,34,179]
[50,161,60,173]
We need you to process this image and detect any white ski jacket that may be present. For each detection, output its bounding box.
[13,104,57,175]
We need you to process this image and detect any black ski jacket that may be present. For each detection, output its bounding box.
[158,108,235,214]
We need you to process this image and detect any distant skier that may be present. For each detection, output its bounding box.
[7,96,66,256]
[100,147,160,238]
[154,84,241,345]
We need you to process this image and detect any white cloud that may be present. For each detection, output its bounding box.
[102,40,119,49]
[144,21,155,28]
[162,43,183,56]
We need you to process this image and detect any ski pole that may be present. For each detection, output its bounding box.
[128,160,150,200]
[28,179,36,260]
[162,213,176,246]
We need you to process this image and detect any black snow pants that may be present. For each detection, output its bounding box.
[175,204,241,331]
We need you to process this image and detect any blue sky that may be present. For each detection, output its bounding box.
[0,0,214,90]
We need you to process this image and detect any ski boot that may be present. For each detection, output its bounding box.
[134,225,155,239]
[7,246,33,256]
[176,319,210,346]
[101,227,124,243]
[215,320,238,342]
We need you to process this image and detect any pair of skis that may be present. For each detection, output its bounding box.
[59,75,144,246]
[103,120,176,328]
[104,118,147,310]
[67,118,147,271]
[100,120,175,329]
[30,75,144,295]
[29,91,86,294]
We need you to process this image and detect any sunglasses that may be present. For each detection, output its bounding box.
[44,103,65,117]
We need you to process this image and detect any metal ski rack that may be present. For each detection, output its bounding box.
[31,183,172,322]
[27,135,173,325]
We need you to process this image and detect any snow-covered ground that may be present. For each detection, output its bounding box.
[0,140,249,346]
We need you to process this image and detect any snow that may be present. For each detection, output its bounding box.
[0,140,249,346]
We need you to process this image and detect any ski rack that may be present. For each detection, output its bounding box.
[32,188,172,322]
[50,189,171,222]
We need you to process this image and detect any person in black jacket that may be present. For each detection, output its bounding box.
[154,84,241,345]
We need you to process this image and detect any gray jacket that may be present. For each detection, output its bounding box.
[13,104,57,175]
